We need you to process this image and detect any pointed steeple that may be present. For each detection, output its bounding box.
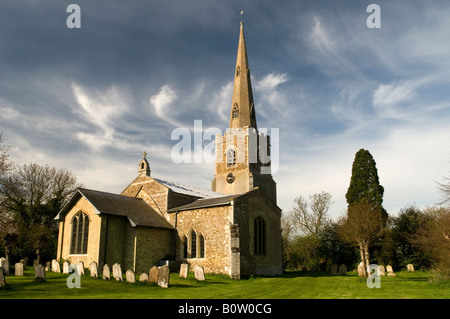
[229,22,257,130]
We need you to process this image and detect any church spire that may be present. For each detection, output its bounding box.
[229,22,257,130]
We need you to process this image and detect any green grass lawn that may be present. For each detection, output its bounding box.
[1,268,449,299]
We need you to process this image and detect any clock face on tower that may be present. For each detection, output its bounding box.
[226,173,235,184]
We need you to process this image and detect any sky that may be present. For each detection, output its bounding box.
[1,0,450,220]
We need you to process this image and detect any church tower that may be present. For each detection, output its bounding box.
[211,22,277,204]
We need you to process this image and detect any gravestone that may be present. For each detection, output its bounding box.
[149,266,159,283]
[35,264,46,281]
[157,265,170,288]
[76,261,85,276]
[339,264,347,275]
[407,264,415,272]
[179,263,189,279]
[386,265,395,277]
[1,258,10,275]
[329,264,338,275]
[45,261,51,271]
[51,259,61,273]
[139,273,149,282]
[15,262,24,276]
[112,263,122,281]
[63,261,69,274]
[89,261,98,278]
[377,265,385,276]
[194,265,205,281]
[102,264,110,280]
[126,270,135,283]
[0,267,5,287]
[357,262,364,277]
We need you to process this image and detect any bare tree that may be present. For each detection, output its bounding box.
[338,201,385,277]
[437,175,450,205]
[289,192,333,238]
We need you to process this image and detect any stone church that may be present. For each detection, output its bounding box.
[55,22,283,279]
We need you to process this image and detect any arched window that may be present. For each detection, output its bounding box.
[182,235,188,259]
[232,103,239,119]
[70,211,89,254]
[191,231,197,258]
[236,66,240,77]
[199,233,205,258]
[226,148,236,168]
[254,216,266,256]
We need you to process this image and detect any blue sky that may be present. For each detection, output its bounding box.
[1,0,450,219]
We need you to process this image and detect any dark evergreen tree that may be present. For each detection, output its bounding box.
[345,149,387,220]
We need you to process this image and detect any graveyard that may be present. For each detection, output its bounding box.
[1,261,450,299]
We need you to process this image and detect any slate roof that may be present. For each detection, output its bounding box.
[154,178,223,199]
[167,193,244,212]
[55,188,173,229]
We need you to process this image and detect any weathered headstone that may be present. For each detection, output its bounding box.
[51,259,61,273]
[0,267,5,287]
[102,264,110,280]
[45,261,51,271]
[112,263,123,281]
[179,263,189,278]
[15,262,24,276]
[357,262,364,277]
[149,266,159,284]
[35,264,46,281]
[377,265,385,276]
[139,272,149,282]
[386,265,395,277]
[407,264,415,272]
[157,265,170,288]
[76,261,85,276]
[0,258,10,275]
[338,264,347,275]
[194,265,205,281]
[63,261,69,274]
[126,269,135,283]
[89,261,98,278]
[329,264,338,275]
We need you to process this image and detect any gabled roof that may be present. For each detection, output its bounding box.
[55,188,173,229]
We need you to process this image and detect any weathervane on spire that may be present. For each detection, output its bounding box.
[241,10,244,22]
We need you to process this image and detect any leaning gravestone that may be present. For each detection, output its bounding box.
[35,264,46,281]
[179,263,189,279]
[89,261,98,278]
[157,265,170,288]
[15,262,24,276]
[329,264,338,275]
[339,264,347,275]
[386,265,396,277]
[407,264,415,272]
[149,266,159,284]
[102,264,110,280]
[63,261,69,274]
[377,265,385,276]
[0,258,10,275]
[0,267,5,287]
[126,270,135,283]
[194,265,205,281]
[112,263,123,281]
